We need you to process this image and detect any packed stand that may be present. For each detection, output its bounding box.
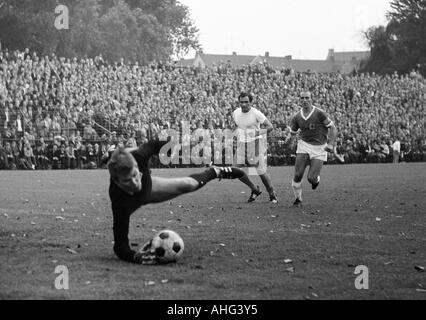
[0,49,425,170]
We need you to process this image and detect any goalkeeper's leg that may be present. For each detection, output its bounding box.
[148,166,245,203]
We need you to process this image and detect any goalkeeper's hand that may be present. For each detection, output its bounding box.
[133,251,157,265]
[133,241,157,264]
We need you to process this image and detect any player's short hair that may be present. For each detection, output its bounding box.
[238,92,253,103]
[300,91,311,98]
[108,147,137,180]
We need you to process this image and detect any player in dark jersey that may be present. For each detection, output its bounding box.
[107,139,248,264]
[287,91,337,206]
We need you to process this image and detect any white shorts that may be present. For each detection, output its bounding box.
[297,140,327,162]
[235,139,268,175]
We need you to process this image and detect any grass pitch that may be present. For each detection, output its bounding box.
[0,164,425,300]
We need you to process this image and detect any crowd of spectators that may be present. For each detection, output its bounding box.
[0,48,425,170]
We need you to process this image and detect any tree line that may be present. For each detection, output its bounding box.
[1,0,425,75]
[361,0,426,76]
[0,0,201,64]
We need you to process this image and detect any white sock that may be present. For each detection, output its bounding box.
[292,180,302,200]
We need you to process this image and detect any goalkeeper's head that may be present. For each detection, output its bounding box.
[108,147,142,195]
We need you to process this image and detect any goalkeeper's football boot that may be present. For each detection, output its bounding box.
[248,186,262,203]
[311,176,320,190]
[293,198,303,207]
[215,166,245,180]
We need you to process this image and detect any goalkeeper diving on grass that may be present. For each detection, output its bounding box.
[105,139,248,264]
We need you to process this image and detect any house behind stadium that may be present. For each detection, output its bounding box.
[176,49,370,74]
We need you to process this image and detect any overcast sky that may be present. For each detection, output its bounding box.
[178,0,392,60]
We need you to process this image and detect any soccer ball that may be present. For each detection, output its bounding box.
[140,230,184,264]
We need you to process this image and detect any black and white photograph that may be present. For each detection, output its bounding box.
[0,0,425,306]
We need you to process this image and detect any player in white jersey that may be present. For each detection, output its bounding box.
[232,92,278,203]
[287,91,337,206]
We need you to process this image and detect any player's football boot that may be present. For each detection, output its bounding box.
[269,192,278,203]
[293,198,303,207]
[248,186,262,203]
[311,176,320,190]
[215,166,244,180]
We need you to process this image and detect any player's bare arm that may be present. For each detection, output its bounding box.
[325,122,338,153]
[286,128,298,146]
[254,118,273,139]
[261,118,274,133]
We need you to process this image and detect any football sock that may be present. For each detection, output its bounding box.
[292,180,303,200]
[310,176,320,184]
[228,167,246,179]
[189,168,218,190]
[238,174,257,190]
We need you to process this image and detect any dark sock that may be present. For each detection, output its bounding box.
[189,168,217,189]
[230,167,246,179]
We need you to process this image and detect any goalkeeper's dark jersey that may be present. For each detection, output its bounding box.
[108,140,165,263]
